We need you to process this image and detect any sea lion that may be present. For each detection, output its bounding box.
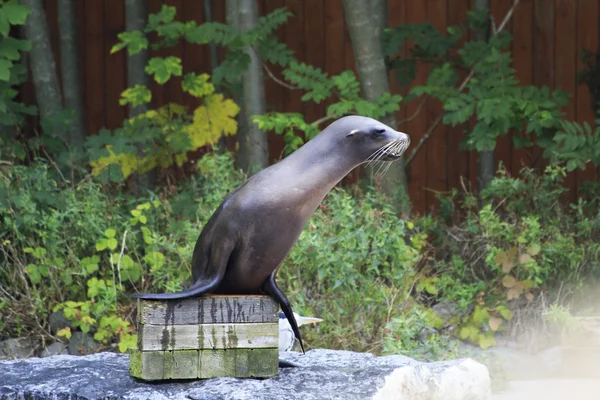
[132,115,410,352]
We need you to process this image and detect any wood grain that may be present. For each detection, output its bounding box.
[129,348,279,380]
[138,322,279,351]
[137,295,278,325]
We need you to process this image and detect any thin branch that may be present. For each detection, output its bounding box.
[405,0,521,168]
[398,97,428,125]
[261,61,299,91]
[310,115,336,127]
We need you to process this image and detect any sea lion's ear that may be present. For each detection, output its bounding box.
[347,129,360,137]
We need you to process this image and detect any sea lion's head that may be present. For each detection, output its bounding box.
[325,115,411,164]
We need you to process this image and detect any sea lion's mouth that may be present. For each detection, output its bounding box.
[380,141,409,161]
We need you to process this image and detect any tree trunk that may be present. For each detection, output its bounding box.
[20,0,63,134]
[342,0,410,214]
[226,0,249,161]
[125,0,154,191]
[229,0,268,175]
[58,0,86,147]
[474,0,495,193]
[125,0,149,118]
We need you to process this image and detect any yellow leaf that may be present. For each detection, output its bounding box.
[507,287,521,300]
[501,275,516,288]
[519,254,532,264]
[57,327,72,339]
[525,292,534,302]
[488,316,502,331]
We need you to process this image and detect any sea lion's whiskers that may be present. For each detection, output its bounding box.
[375,141,404,179]
[366,141,396,166]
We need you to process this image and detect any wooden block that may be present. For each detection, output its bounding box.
[129,348,279,381]
[167,350,199,380]
[138,322,279,351]
[137,295,278,325]
[129,350,165,381]
[198,348,279,379]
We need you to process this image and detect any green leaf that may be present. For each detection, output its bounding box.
[104,228,117,238]
[119,85,151,107]
[106,238,118,251]
[3,1,30,26]
[0,59,11,81]
[182,73,215,97]
[95,239,107,251]
[0,37,31,61]
[478,334,496,349]
[25,264,41,284]
[145,56,182,84]
[144,252,166,270]
[120,255,134,269]
[111,30,148,55]
[118,334,138,353]
[33,247,46,259]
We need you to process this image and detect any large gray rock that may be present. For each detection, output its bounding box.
[0,338,36,360]
[0,349,491,400]
[68,331,100,355]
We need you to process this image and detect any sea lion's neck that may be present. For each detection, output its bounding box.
[278,136,359,196]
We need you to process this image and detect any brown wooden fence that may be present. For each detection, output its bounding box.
[21,0,600,214]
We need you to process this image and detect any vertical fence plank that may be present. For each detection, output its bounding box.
[446,0,470,192]
[43,0,60,88]
[303,0,325,125]
[425,0,448,211]
[181,0,207,112]
[511,0,534,177]
[104,0,126,130]
[405,0,429,214]
[387,0,406,134]
[164,0,184,106]
[263,0,287,162]
[84,0,105,135]
[284,0,305,117]
[576,0,599,189]
[554,0,577,201]
[492,0,513,175]
[532,0,555,173]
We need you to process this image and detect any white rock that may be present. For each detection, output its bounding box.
[373,358,492,400]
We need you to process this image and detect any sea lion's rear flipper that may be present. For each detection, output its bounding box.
[261,273,305,354]
[132,239,234,300]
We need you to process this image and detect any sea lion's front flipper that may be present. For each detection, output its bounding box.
[132,239,234,300]
[261,273,305,354]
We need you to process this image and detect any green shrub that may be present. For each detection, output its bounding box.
[278,188,426,353]
[416,164,600,350]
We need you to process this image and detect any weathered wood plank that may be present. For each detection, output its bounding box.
[138,322,279,351]
[129,348,279,380]
[198,348,278,378]
[137,295,278,325]
[129,350,165,381]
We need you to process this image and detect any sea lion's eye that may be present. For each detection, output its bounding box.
[372,128,386,135]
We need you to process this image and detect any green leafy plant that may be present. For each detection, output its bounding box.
[0,0,36,161]
[383,9,568,160]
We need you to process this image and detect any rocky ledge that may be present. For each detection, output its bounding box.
[0,349,491,400]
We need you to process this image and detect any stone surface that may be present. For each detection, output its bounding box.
[0,338,36,360]
[0,349,491,400]
[67,332,100,355]
[372,358,491,400]
[48,310,72,335]
[39,342,68,358]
